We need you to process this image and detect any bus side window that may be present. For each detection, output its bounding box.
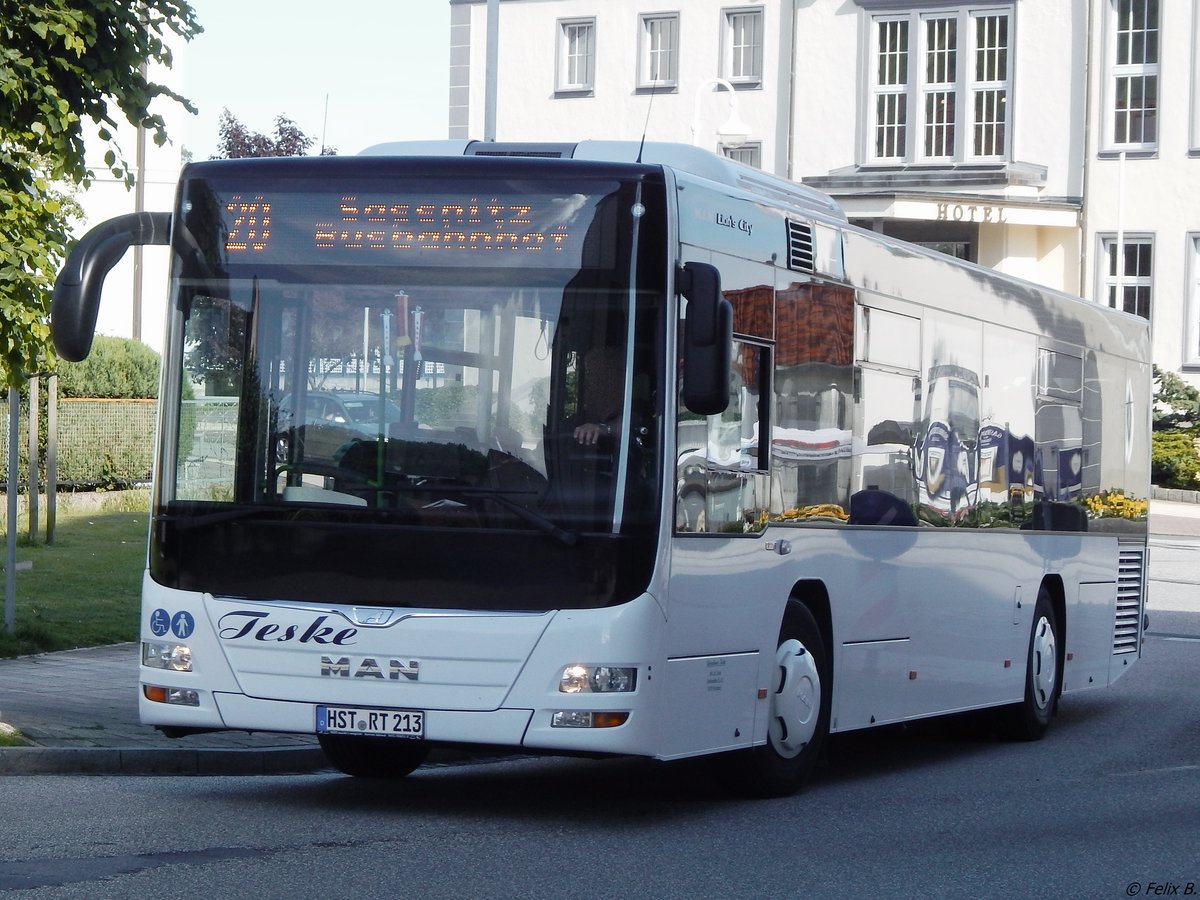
[771,282,855,518]
[677,338,770,534]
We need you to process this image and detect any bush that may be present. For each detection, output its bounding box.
[57,335,160,399]
[1151,429,1200,490]
[1,337,160,491]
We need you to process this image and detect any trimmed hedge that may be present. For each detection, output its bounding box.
[1151,429,1200,491]
[57,335,160,399]
[1,337,160,490]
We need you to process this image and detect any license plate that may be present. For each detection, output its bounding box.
[316,705,425,739]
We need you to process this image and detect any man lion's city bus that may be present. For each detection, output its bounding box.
[52,142,1150,796]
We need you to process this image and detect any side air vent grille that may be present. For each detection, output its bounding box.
[787,220,815,272]
[1113,545,1145,655]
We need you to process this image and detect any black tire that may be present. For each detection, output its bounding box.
[736,602,830,798]
[1004,587,1061,741]
[317,734,429,779]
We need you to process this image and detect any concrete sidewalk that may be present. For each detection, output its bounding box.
[1150,498,1200,535]
[1,500,1197,775]
[0,642,326,775]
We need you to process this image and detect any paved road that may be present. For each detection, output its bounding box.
[0,617,1196,897]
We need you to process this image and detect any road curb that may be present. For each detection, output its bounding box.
[0,746,329,776]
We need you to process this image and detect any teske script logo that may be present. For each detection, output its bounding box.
[217,610,358,646]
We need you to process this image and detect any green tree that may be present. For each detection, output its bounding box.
[1153,365,1200,431]
[0,149,69,385]
[1151,366,1200,490]
[213,109,336,159]
[0,0,201,386]
[57,334,160,399]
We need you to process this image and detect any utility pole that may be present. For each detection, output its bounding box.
[132,61,148,342]
[484,0,499,141]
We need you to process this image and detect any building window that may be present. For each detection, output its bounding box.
[722,142,762,168]
[1192,2,1200,153]
[868,7,1011,164]
[638,13,679,89]
[1188,235,1200,365]
[972,13,1009,157]
[875,18,909,158]
[1100,235,1154,320]
[722,7,764,84]
[917,241,971,261]
[557,18,596,93]
[1108,0,1159,148]
[922,16,957,159]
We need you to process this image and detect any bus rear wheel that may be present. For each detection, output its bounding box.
[1003,587,1061,741]
[318,734,429,778]
[735,601,830,798]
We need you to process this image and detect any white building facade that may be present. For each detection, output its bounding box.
[1083,0,1200,383]
[450,0,795,170]
[447,0,1199,386]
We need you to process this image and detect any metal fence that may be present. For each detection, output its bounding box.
[1,398,157,489]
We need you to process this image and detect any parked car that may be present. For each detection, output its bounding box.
[280,390,404,435]
[276,390,405,467]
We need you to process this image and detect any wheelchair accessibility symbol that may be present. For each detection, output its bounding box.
[149,608,170,637]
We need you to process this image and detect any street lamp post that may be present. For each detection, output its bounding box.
[690,77,751,150]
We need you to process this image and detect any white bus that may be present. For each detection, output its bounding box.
[52,142,1150,796]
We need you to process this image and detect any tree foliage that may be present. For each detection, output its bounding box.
[0,151,71,385]
[57,334,160,399]
[1152,431,1200,490]
[0,0,201,386]
[213,109,335,159]
[1153,365,1200,431]
[1152,366,1200,490]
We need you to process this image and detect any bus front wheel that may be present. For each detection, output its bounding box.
[318,734,429,779]
[1003,587,1061,741]
[735,601,830,797]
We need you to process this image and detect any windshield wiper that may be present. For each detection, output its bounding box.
[487,494,578,546]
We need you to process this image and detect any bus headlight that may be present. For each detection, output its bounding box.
[143,684,200,706]
[551,711,629,728]
[142,641,193,672]
[559,665,637,693]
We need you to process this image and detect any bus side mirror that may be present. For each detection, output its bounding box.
[677,262,732,416]
[51,211,171,361]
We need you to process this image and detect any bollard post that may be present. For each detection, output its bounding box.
[46,375,57,545]
[27,376,38,545]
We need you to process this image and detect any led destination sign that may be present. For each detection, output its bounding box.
[217,186,610,269]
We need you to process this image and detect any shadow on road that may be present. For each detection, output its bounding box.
[219,693,1125,820]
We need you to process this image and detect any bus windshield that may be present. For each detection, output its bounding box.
[152,158,667,611]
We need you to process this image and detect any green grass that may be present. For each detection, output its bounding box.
[0,724,29,746]
[0,491,150,658]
